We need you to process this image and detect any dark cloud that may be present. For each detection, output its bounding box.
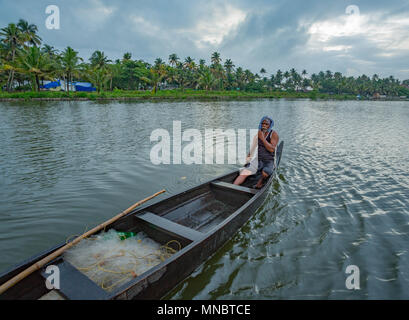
[0,0,408,79]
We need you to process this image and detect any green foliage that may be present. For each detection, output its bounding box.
[1,19,407,100]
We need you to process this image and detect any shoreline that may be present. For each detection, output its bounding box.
[0,90,407,102]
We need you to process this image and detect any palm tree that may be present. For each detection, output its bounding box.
[224,59,235,74]
[41,44,58,57]
[174,66,189,91]
[223,59,235,89]
[235,67,245,89]
[199,59,206,68]
[183,56,195,70]
[0,23,24,91]
[275,70,283,89]
[154,58,164,68]
[168,53,179,67]
[17,19,41,47]
[106,63,121,91]
[141,66,167,94]
[89,50,111,69]
[59,46,82,93]
[13,46,54,91]
[244,69,254,84]
[197,68,215,90]
[259,68,267,87]
[122,52,132,62]
[211,63,226,90]
[290,68,301,91]
[211,52,221,65]
[84,65,109,93]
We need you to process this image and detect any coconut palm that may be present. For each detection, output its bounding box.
[197,68,215,90]
[224,59,235,74]
[141,67,167,94]
[122,52,132,62]
[89,50,111,69]
[275,70,283,89]
[41,44,58,57]
[13,46,54,91]
[235,67,245,89]
[59,46,83,93]
[211,63,226,90]
[17,19,41,47]
[168,53,179,67]
[0,23,24,91]
[154,58,165,69]
[106,63,122,91]
[183,56,195,70]
[199,59,206,68]
[244,69,254,84]
[83,65,109,93]
[211,52,221,65]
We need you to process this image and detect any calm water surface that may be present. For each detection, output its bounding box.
[0,99,408,299]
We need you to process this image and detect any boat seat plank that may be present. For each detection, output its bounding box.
[41,261,110,300]
[137,212,203,242]
[211,181,258,195]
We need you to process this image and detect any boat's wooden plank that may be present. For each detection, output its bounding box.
[137,212,204,242]
[40,261,110,300]
[211,181,258,195]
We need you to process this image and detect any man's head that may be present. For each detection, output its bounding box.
[259,116,274,132]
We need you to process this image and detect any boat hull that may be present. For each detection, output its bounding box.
[0,141,284,300]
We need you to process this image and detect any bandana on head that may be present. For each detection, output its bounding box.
[258,116,274,133]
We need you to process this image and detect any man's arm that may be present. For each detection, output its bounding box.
[258,131,279,153]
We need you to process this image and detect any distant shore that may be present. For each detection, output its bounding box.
[2,89,406,102]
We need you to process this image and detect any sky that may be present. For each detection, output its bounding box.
[1,0,409,80]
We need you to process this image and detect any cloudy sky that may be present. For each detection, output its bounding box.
[1,0,409,80]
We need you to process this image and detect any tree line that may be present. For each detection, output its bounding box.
[1,19,408,96]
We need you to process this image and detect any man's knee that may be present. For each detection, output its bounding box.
[262,170,270,178]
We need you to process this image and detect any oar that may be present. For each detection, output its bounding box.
[0,189,166,295]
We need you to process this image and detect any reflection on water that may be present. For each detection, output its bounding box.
[0,99,408,299]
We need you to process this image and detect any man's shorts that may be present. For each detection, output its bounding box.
[257,159,275,176]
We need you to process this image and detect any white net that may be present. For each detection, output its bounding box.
[63,229,180,292]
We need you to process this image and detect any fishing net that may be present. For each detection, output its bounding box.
[63,229,180,292]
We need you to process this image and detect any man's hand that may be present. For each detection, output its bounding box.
[258,130,265,141]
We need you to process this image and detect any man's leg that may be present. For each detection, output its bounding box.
[254,161,273,188]
[234,169,252,185]
[255,170,269,188]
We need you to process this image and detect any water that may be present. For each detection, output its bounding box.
[0,99,408,299]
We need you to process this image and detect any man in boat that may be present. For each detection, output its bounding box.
[233,116,279,188]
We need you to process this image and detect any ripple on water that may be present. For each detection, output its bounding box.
[1,100,408,299]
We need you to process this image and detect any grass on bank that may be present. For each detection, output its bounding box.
[0,89,357,101]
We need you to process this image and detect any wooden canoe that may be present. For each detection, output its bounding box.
[0,141,284,300]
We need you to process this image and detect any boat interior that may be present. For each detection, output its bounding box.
[0,171,263,300]
[1,142,283,300]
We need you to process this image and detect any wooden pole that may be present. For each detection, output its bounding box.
[0,189,166,295]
